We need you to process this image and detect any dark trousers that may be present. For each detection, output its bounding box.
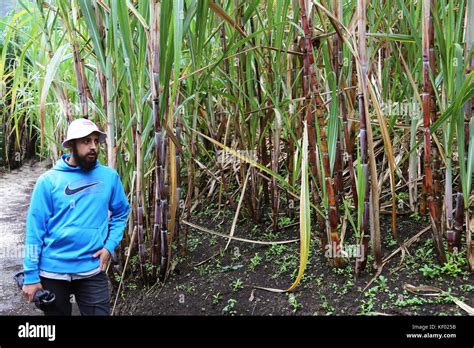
[39,271,110,316]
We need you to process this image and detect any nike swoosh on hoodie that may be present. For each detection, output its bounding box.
[64,182,100,195]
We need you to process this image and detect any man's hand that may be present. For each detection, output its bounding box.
[22,283,43,303]
[93,248,111,271]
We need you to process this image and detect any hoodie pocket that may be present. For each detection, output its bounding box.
[45,227,102,258]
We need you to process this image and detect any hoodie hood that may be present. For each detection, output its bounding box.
[53,154,100,172]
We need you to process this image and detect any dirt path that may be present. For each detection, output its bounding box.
[0,159,49,315]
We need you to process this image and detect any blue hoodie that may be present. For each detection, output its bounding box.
[23,154,130,284]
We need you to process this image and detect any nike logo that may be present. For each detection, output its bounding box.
[64,182,100,195]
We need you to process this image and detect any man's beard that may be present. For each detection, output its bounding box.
[72,145,98,170]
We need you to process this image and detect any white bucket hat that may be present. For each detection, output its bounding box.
[62,118,107,148]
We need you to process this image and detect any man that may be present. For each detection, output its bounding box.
[22,118,130,315]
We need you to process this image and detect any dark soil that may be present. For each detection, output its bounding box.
[114,205,474,316]
[7,160,471,317]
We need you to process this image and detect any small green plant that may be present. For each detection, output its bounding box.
[145,262,153,273]
[278,216,293,227]
[288,293,302,312]
[397,192,409,201]
[271,255,296,279]
[251,225,260,234]
[320,295,335,315]
[209,236,218,246]
[248,252,262,271]
[188,236,201,252]
[267,243,286,257]
[263,231,278,241]
[440,251,466,277]
[223,299,237,316]
[419,264,441,278]
[338,279,354,295]
[377,275,388,291]
[126,282,137,290]
[196,264,211,277]
[360,297,375,314]
[386,236,398,247]
[415,243,434,262]
[460,284,474,292]
[410,211,422,222]
[175,283,196,293]
[130,255,138,267]
[212,292,221,305]
[395,296,426,307]
[419,250,466,278]
[231,278,244,291]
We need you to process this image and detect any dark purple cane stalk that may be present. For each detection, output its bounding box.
[300,0,342,266]
[421,0,446,264]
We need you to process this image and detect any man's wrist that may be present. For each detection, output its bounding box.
[23,270,41,285]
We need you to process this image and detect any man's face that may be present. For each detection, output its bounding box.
[72,132,100,170]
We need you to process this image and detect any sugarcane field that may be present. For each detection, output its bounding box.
[1,0,474,323]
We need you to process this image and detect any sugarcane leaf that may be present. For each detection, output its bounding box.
[366,32,415,43]
[77,0,106,73]
[39,44,68,139]
[209,1,247,37]
[286,121,311,292]
[432,71,474,132]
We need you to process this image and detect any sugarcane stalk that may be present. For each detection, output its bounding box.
[166,94,180,277]
[422,0,447,264]
[272,107,282,231]
[174,123,182,253]
[446,158,455,250]
[331,0,344,208]
[287,8,300,218]
[149,0,159,278]
[235,4,257,223]
[463,0,474,269]
[159,130,169,280]
[355,0,370,276]
[420,151,427,214]
[71,41,88,118]
[300,0,342,266]
[449,193,464,250]
[57,2,92,117]
[249,16,265,222]
[136,129,147,280]
[408,113,419,212]
[215,15,236,215]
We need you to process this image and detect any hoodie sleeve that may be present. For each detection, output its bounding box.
[23,175,53,284]
[104,172,130,255]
